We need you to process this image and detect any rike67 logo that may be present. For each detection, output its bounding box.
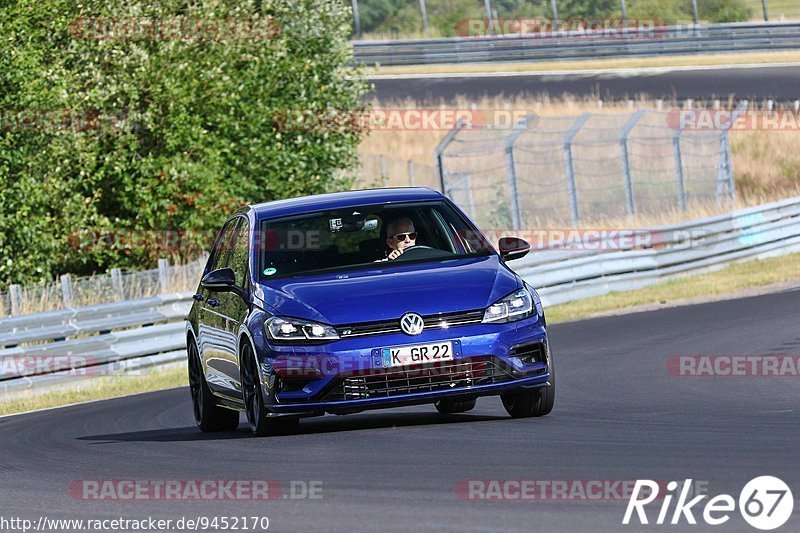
[623,476,793,530]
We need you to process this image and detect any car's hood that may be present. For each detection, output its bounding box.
[254,255,519,325]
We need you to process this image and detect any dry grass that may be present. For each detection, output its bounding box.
[0,364,187,417]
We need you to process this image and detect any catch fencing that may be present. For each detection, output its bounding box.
[437,106,742,228]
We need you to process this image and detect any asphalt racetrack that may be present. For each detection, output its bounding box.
[371,64,800,102]
[1,288,799,532]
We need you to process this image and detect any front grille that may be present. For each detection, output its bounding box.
[322,357,515,402]
[337,309,485,338]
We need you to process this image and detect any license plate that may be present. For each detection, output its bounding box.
[378,341,454,368]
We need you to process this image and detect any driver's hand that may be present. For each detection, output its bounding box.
[388,248,404,260]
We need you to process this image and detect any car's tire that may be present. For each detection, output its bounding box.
[188,338,240,432]
[435,397,476,414]
[501,360,555,418]
[240,341,300,437]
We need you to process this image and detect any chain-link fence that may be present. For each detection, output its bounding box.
[356,152,439,190]
[436,109,738,228]
[0,257,205,318]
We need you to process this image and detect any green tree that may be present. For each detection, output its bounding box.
[0,0,371,289]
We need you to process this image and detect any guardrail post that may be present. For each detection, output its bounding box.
[672,127,687,212]
[563,113,591,224]
[110,268,124,301]
[9,284,22,316]
[60,274,74,308]
[379,154,388,187]
[407,160,416,186]
[434,118,466,195]
[619,109,645,216]
[158,258,170,294]
[504,114,536,230]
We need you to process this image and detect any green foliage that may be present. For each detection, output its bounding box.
[695,0,751,23]
[354,0,752,35]
[0,0,370,289]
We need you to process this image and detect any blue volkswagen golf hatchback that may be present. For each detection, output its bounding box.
[187,188,554,436]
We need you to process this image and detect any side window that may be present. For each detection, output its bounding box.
[210,219,239,272]
[229,218,250,288]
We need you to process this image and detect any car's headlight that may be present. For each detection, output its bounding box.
[265,316,340,343]
[483,288,535,323]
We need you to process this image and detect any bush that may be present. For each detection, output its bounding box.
[0,0,371,289]
[695,0,751,23]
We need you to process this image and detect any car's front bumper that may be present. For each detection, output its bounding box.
[253,313,551,415]
[267,370,551,414]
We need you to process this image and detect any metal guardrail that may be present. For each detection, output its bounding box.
[0,293,193,395]
[516,196,800,306]
[353,22,800,66]
[2,196,799,394]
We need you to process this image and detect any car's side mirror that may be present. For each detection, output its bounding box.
[200,268,238,293]
[498,237,530,262]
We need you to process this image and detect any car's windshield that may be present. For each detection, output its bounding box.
[257,201,493,280]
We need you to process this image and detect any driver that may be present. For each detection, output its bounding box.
[384,217,417,260]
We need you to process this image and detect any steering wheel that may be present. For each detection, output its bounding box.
[395,245,445,260]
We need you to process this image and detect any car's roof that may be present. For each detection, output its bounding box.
[251,187,445,220]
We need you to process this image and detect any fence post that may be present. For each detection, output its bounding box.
[379,154,388,187]
[620,0,627,29]
[158,258,170,294]
[419,0,428,36]
[351,0,361,37]
[9,284,22,316]
[550,0,559,25]
[762,0,769,21]
[434,118,466,195]
[110,268,124,301]
[563,113,591,224]
[691,0,699,24]
[717,101,748,204]
[672,127,687,212]
[60,274,74,308]
[504,114,536,230]
[407,160,416,186]
[619,109,645,216]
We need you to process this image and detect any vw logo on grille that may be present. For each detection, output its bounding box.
[400,313,424,336]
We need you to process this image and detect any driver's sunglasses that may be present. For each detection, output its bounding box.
[392,232,417,241]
